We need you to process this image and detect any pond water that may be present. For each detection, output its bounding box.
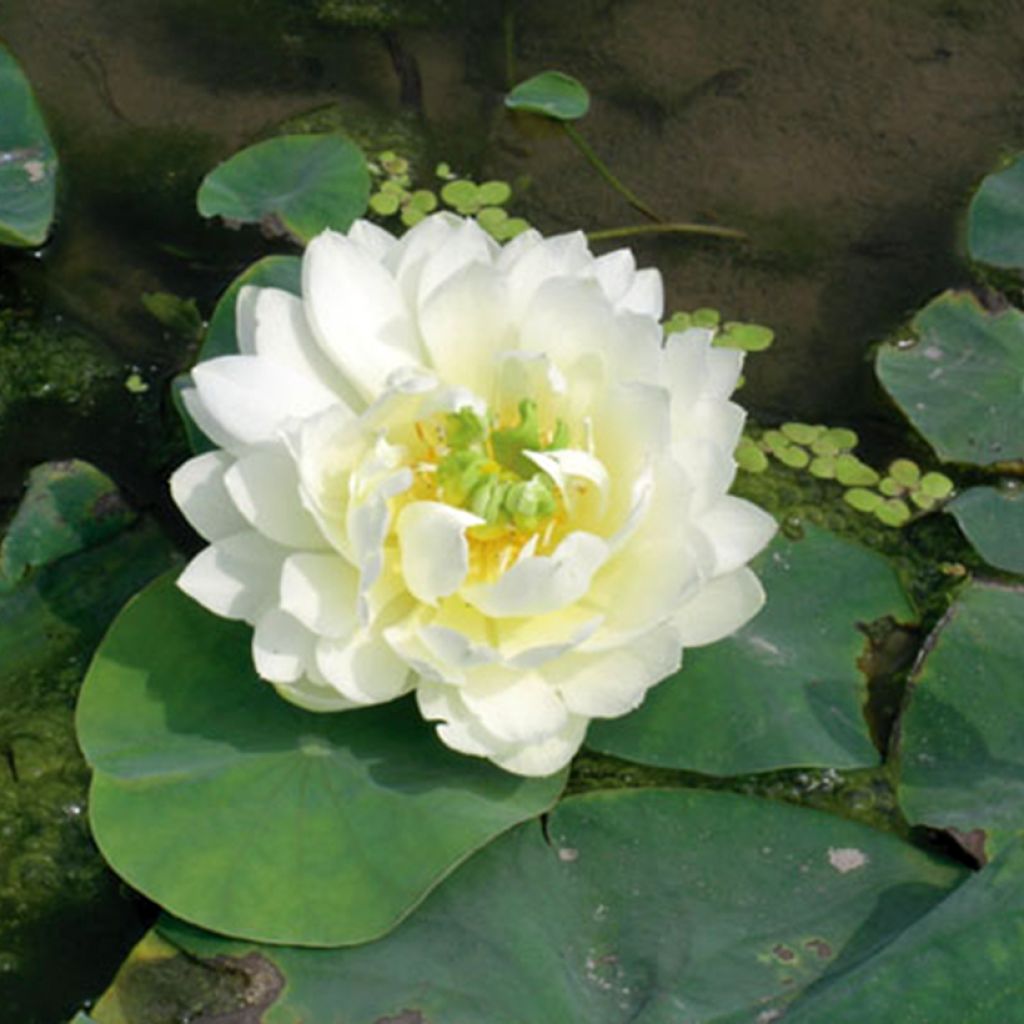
[2,1,1024,1020]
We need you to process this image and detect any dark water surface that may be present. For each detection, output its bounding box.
[2,1,1024,1020]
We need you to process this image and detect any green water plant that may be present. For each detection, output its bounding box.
[0,44,57,248]
[197,133,370,243]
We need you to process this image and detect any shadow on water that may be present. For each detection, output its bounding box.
[3,0,1024,1018]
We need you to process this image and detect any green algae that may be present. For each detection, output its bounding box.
[0,492,179,1023]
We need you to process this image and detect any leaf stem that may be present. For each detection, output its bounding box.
[562,122,661,223]
[587,222,747,243]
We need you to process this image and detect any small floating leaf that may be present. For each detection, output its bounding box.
[874,498,912,527]
[844,487,883,513]
[477,180,511,206]
[889,459,921,488]
[369,190,401,215]
[197,133,370,244]
[809,455,837,479]
[717,322,775,352]
[505,70,591,122]
[835,455,880,487]
[781,422,825,446]
[735,436,769,473]
[440,179,479,212]
[920,472,954,500]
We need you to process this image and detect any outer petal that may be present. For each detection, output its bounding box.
[240,285,361,409]
[252,607,314,683]
[315,631,412,704]
[489,715,588,777]
[224,451,328,550]
[617,267,663,319]
[553,623,682,717]
[414,216,498,307]
[396,501,483,605]
[504,230,593,319]
[459,668,568,744]
[347,218,396,261]
[279,552,360,639]
[694,496,777,576]
[462,531,609,618]
[592,248,635,305]
[170,450,247,542]
[191,355,339,450]
[275,673,359,712]
[673,565,766,647]
[176,531,286,625]
[303,229,423,400]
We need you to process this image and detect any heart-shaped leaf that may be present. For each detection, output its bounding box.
[876,291,1024,466]
[76,573,566,946]
[197,134,370,244]
[505,71,591,121]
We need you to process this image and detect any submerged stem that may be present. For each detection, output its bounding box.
[587,222,747,243]
[562,122,661,223]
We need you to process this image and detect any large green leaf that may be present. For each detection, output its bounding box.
[0,460,135,591]
[782,837,1024,1023]
[0,44,57,247]
[898,581,1024,834]
[876,291,1024,466]
[588,526,912,774]
[196,134,370,244]
[946,485,1024,574]
[89,789,964,1023]
[967,153,1024,270]
[505,71,591,121]
[75,573,566,946]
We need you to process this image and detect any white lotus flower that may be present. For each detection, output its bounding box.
[171,213,776,776]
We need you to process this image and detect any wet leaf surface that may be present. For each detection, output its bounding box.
[946,486,1024,575]
[588,527,913,775]
[89,788,965,1024]
[876,291,1024,466]
[898,581,1024,835]
[967,153,1024,270]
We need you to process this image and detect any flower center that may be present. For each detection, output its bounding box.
[408,399,571,580]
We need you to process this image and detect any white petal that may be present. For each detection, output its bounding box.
[462,531,609,618]
[705,346,746,400]
[396,502,483,605]
[416,682,500,755]
[279,552,360,638]
[385,212,464,306]
[523,448,610,517]
[224,451,328,550]
[415,216,498,307]
[180,386,245,455]
[553,623,682,717]
[673,565,767,647]
[695,496,777,576]
[417,261,511,394]
[505,230,593,318]
[498,607,603,669]
[459,668,568,744]
[593,248,635,304]
[252,608,314,683]
[170,451,247,542]
[243,285,362,409]
[490,715,588,776]
[315,631,412,704]
[176,531,285,624]
[303,229,423,400]
[191,355,339,449]
[235,285,259,355]
[617,267,663,319]
[275,673,359,712]
[347,218,396,261]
